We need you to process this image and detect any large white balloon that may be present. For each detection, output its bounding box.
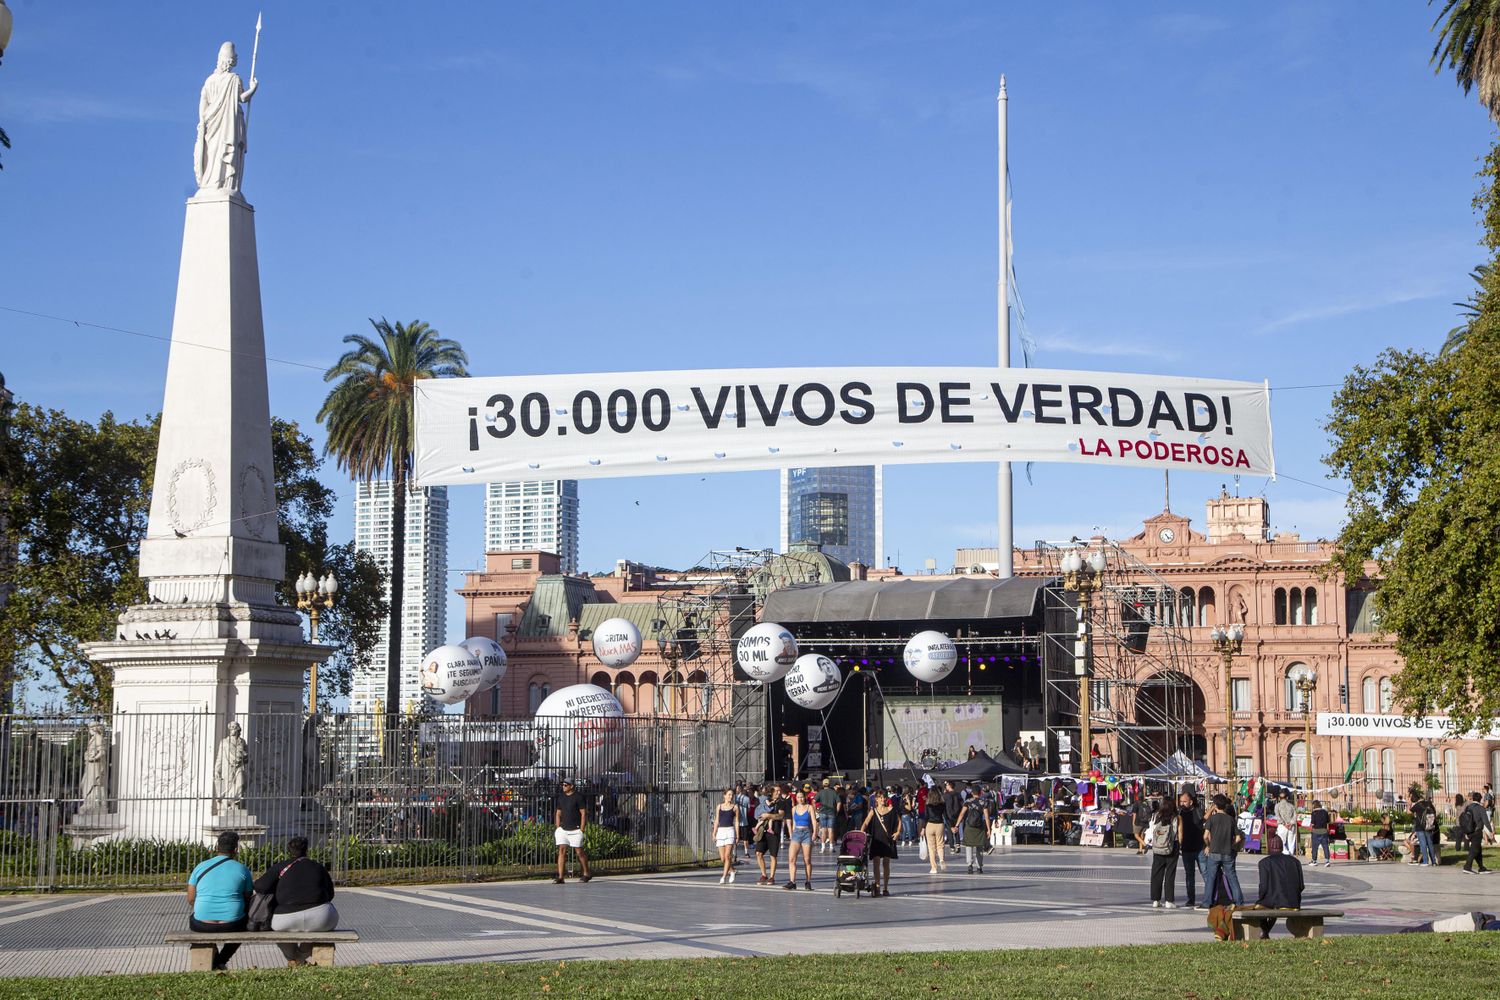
[591,618,643,668]
[419,643,485,705]
[736,622,799,682]
[903,630,958,683]
[534,683,627,774]
[785,654,842,710]
[463,635,508,692]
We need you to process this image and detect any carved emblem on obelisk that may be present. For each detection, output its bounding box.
[167,458,217,535]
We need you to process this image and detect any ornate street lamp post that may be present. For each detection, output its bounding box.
[1295,669,1319,789]
[295,570,338,714]
[1417,735,1443,801]
[1210,623,1244,785]
[1061,548,1106,775]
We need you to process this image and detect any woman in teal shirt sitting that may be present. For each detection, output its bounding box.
[187,831,254,970]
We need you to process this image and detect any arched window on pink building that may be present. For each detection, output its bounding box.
[528,677,552,714]
[1289,739,1308,785]
[1286,663,1315,711]
[1197,587,1216,626]
[637,671,658,716]
[615,671,636,714]
[1274,588,1288,625]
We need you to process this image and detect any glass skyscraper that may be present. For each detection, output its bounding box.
[779,466,883,568]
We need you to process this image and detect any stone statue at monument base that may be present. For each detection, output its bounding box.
[80,719,110,810]
[65,719,124,848]
[213,720,248,812]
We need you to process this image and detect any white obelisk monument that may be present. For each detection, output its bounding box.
[84,34,330,845]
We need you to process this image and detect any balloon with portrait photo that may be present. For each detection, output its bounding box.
[735,622,799,682]
[419,643,485,705]
[785,654,842,711]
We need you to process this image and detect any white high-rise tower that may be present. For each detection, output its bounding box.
[484,481,579,572]
[351,482,448,715]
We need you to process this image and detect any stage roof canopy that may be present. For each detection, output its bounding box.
[761,576,1051,625]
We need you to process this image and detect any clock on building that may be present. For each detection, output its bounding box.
[1158,527,1176,544]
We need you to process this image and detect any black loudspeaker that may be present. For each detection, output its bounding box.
[675,628,702,662]
[1121,603,1150,653]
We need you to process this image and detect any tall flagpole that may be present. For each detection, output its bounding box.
[997,76,1014,578]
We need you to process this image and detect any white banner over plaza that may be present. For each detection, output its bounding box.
[413,366,1274,486]
[1316,713,1500,740]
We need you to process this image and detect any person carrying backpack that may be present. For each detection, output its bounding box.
[1412,795,1440,867]
[1147,797,1181,908]
[1458,792,1492,874]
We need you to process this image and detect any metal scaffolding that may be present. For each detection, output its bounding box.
[646,548,831,782]
[1035,541,1199,773]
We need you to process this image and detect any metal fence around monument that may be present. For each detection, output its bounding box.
[0,711,732,891]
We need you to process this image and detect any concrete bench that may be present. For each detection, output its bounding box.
[164,930,360,970]
[1230,908,1344,941]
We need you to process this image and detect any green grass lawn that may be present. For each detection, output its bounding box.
[3,934,1495,1000]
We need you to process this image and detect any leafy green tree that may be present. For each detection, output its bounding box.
[0,405,154,709]
[318,319,467,720]
[270,419,388,703]
[1432,0,1500,121]
[0,405,385,710]
[1325,144,1500,734]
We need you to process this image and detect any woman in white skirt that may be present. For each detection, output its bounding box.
[254,837,337,966]
[713,788,739,883]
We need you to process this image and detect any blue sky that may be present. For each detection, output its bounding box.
[1,2,1493,644]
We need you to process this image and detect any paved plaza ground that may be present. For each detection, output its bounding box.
[1,845,1494,976]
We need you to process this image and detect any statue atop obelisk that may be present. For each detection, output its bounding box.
[84,25,330,846]
[193,41,258,194]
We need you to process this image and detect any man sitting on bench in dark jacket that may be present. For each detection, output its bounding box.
[1253,834,1305,939]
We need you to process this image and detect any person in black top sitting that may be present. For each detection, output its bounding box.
[1367,814,1396,859]
[254,836,337,966]
[1252,834,1304,939]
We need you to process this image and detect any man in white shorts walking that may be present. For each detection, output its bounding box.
[554,778,592,884]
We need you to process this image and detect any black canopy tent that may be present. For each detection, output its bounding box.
[930,749,1033,782]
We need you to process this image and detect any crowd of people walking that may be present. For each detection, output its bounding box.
[717,777,1017,894]
[1127,783,1500,917]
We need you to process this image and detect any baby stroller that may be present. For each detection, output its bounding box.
[834,830,873,898]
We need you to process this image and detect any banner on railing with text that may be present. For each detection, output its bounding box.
[413,366,1274,485]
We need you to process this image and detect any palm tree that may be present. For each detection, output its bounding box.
[1432,0,1500,121]
[319,319,467,730]
[1442,264,1491,355]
